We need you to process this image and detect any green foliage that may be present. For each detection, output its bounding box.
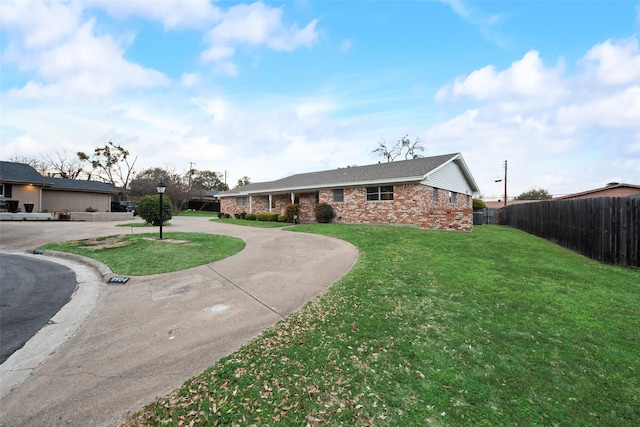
[234,211,247,220]
[315,202,335,223]
[277,214,287,222]
[284,203,300,223]
[137,195,173,225]
[218,212,224,219]
[472,198,486,210]
[245,213,257,221]
[256,212,279,222]
[516,187,553,200]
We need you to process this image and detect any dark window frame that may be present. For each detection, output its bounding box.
[332,189,344,203]
[366,185,394,201]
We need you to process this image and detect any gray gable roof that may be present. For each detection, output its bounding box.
[0,161,51,185]
[0,161,118,194]
[224,153,479,196]
[47,177,119,193]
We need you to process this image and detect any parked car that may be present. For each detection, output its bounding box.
[111,201,137,216]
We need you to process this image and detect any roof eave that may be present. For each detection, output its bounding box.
[222,176,426,196]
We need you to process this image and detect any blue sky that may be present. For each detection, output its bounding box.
[1,0,639,199]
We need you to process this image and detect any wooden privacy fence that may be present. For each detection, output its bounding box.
[503,197,639,267]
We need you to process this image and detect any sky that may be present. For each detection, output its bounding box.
[1,0,639,200]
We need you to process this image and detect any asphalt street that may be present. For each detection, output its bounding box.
[0,253,78,364]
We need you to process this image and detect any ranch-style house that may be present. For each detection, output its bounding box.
[220,153,480,231]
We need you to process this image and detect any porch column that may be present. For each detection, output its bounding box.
[291,192,295,204]
[249,195,253,213]
[269,194,273,212]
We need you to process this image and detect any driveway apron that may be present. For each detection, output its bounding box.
[0,217,359,427]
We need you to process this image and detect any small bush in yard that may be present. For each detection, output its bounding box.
[284,203,299,223]
[277,214,287,222]
[473,198,486,210]
[137,195,173,225]
[315,203,335,223]
[256,212,279,221]
[245,213,257,220]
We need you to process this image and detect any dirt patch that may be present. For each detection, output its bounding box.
[70,235,129,249]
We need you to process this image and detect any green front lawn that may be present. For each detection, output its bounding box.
[41,232,245,275]
[119,224,638,425]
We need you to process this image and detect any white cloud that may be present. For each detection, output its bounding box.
[439,51,565,103]
[202,2,318,64]
[5,18,169,100]
[557,86,640,131]
[88,0,221,29]
[432,37,640,197]
[180,72,200,88]
[582,37,640,86]
[0,0,81,49]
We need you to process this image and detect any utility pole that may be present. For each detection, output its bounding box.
[503,160,508,208]
[187,161,196,191]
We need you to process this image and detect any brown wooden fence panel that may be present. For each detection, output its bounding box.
[503,198,639,267]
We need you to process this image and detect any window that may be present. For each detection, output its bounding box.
[449,192,457,204]
[366,186,394,201]
[237,196,248,207]
[433,188,438,204]
[332,189,344,203]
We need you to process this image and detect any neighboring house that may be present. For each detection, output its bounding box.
[556,182,640,200]
[0,161,119,213]
[220,153,480,231]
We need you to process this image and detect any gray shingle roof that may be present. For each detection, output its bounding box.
[0,161,51,185]
[46,177,119,193]
[0,161,118,193]
[224,153,471,196]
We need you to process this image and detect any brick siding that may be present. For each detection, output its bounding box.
[221,183,472,230]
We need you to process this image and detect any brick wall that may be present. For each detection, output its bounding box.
[221,184,472,230]
[321,184,472,231]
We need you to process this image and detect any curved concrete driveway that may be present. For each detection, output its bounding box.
[0,217,359,427]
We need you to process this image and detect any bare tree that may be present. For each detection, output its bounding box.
[399,135,425,159]
[42,151,86,179]
[372,135,425,162]
[77,141,138,188]
[8,155,48,175]
[372,140,401,162]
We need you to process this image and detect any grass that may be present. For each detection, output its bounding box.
[177,210,220,217]
[119,224,638,426]
[41,232,245,275]
[213,218,291,228]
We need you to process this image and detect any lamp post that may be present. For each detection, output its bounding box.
[156,180,166,239]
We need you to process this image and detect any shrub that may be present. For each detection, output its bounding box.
[277,214,287,222]
[218,212,224,218]
[315,202,335,223]
[245,213,257,220]
[234,213,242,219]
[473,198,487,210]
[284,203,300,223]
[137,195,173,225]
[225,213,231,218]
[256,212,279,222]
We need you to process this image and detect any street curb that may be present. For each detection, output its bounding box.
[29,249,114,282]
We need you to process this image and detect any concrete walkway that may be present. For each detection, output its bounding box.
[0,217,358,427]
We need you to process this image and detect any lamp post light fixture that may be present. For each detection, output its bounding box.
[156,180,166,239]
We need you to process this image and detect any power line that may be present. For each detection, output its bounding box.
[509,162,601,183]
